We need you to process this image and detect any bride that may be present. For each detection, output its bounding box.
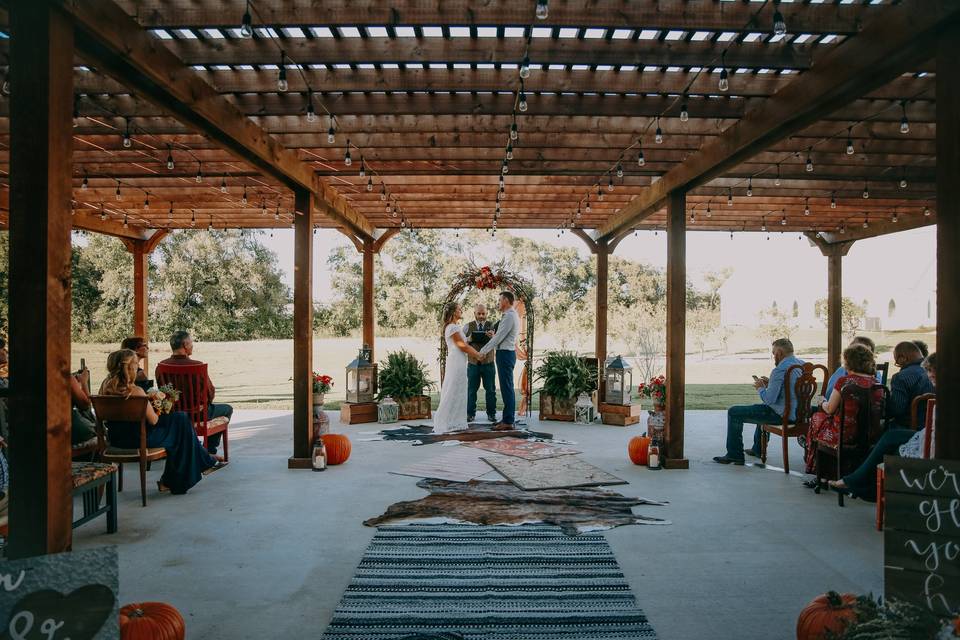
[433,302,481,433]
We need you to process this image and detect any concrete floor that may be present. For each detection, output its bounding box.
[74,410,882,639]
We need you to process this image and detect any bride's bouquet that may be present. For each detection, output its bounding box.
[147,384,181,414]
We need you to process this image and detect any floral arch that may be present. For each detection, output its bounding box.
[438,263,535,417]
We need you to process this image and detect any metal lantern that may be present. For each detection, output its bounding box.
[604,355,633,405]
[346,344,377,404]
[378,396,399,424]
[574,392,595,424]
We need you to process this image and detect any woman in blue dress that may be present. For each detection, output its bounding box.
[99,349,223,494]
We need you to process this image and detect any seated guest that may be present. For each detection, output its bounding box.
[70,366,98,447]
[886,341,934,429]
[714,338,804,465]
[101,349,222,494]
[120,336,151,387]
[803,344,884,478]
[824,336,876,400]
[830,353,936,500]
[157,331,232,458]
[913,339,929,358]
[0,338,7,381]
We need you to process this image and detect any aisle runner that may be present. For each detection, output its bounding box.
[320,524,658,640]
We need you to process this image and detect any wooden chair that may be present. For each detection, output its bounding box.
[876,394,935,530]
[156,362,229,461]
[91,395,166,507]
[875,362,890,386]
[815,382,887,507]
[759,363,829,474]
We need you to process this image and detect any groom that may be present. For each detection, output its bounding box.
[478,291,520,431]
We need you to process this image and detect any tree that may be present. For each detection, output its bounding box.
[814,296,866,339]
[688,307,720,360]
[758,306,800,341]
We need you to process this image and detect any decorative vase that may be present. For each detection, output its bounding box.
[574,393,595,424]
[378,396,399,423]
[313,392,325,406]
[647,408,666,444]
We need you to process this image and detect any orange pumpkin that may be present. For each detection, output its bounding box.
[628,435,651,465]
[322,433,352,465]
[796,591,858,640]
[120,602,185,640]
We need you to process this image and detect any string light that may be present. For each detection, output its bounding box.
[718,51,729,92]
[899,167,908,189]
[359,156,366,178]
[862,216,869,229]
[344,139,352,166]
[510,116,519,141]
[845,127,854,155]
[655,117,663,144]
[306,91,316,122]
[506,143,514,160]
[616,161,623,179]
[773,7,787,36]
[585,197,591,213]
[166,145,175,170]
[240,0,253,38]
[122,117,132,148]
[518,80,528,112]
[100,203,107,221]
[597,184,603,201]
[143,195,150,209]
[774,163,781,186]
[277,51,288,92]
[168,202,174,224]
[366,177,373,192]
[220,176,228,193]
[830,192,837,209]
[680,96,689,122]
[839,224,846,234]
[780,213,787,226]
[761,217,767,232]
[241,185,248,205]
[191,209,196,227]
[804,198,810,216]
[892,210,899,223]
[261,200,267,215]
[862,178,869,199]
[123,214,129,228]
[689,211,696,223]
[637,143,645,167]
[327,116,336,144]
[81,174,88,190]
[706,203,712,218]
[536,0,548,20]
[805,149,813,172]
[899,101,909,134]
[195,161,203,183]
[727,189,733,206]
[502,159,509,175]
[607,174,614,192]
[519,55,531,79]
[115,181,122,200]
[380,183,387,201]
[747,177,753,197]
[924,206,931,217]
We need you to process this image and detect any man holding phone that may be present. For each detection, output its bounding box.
[714,338,804,465]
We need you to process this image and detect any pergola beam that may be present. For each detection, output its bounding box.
[58,0,374,240]
[597,0,960,240]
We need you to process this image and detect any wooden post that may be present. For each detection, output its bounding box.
[7,1,74,557]
[289,189,314,468]
[132,240,149,369]
[595,240,609,396]
[816,241,854,374]
[664,191,688,469]
[936,30,960,460]
[362,240,375,360]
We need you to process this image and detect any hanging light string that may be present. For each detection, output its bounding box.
[563,0,784,229]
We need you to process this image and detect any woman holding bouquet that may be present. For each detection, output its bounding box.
[99,349,223,494]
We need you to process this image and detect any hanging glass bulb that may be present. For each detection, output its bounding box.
[100,204,107,221]
[166,146,175,170]
[519,55,531,79]
[327,117,336,144]
[637,148,645,167]
[585,198,591,213]
[846,128,854,155]
[510,121,519,141]
[616,162,623,179]
[830,193,837,209]
[385,202,391,213]
[502,160,509,175]
[689,211,695,223]
[575,205,582,219]
[839,224,846,234]
[306,97,316,123]
[196,162,203,183]
[81,175,88,190]
[536,0,548,20]
[924,206,931,217]
[123,214,129,228]
[220,177,228,193]
[344,140,352,166]
[115,183,122,200]
[143,196,149,209]
[862,217,869,229]
[122,119,132,148]
[380,183,387,201]
[773,9,787,37]
[900,176,908,189]
[366,177,373,192]
[359,157,365,178]
[241,186,248,205]
[680,99,689,122]
[191,210,196,227]
[804,199,810,216]
[727,189,733,206]
[781,214,787,226]
[718,65,729,92]
[607,175,614,192]
[805,153,813,172]
[655,117,663,144]
[862,180,869,199]
[900,101,909,134]
[392,206,398,218]
[892,211,899,223]
[518,90,528,112]
[597,184,603,201]
[761,218,767,232]
[277,52,289,92]
[240,0,253,38]
[775,164,781,186]
[506,143,513,160]
[747,177,753,197]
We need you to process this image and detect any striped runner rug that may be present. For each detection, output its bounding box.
[321,524,657,640]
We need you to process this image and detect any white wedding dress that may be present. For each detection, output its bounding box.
[432,324,469,433]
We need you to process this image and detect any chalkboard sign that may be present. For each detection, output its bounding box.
[883,456,960,616]
[0,546,118,640]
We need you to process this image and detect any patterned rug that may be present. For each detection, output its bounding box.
[320,524,658,639]
[462,437,580,460]
[377,424,555,446]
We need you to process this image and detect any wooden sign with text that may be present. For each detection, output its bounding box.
[883,456,960,615]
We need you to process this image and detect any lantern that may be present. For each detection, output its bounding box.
[346,344,377,404]
[378,396,399,424]
[604,355,633,405]
[574,392,595,424]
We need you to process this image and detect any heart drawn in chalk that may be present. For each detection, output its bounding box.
[2,584,114,640]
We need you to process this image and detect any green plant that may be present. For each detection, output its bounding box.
[835,595,954,639]
[377,350,432,400]
[535,350,596,400]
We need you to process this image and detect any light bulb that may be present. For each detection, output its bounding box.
[718,68,729,92]
[775,167,781,186]
[655,123,663,144]
[536,0,548,20]
[100,208,107,221]
[586,199,591,213]
[900,177,907,189]
[727,191,732,206]
[900,104,909,134]
[607,176,614,192]
[277,68,288,92]
[166,153,175,170]
[863,218,869,229]
[240,3,253,38]
[196,164,203,183]
[359,160,365,178]
[385,202,391,213]
[804,200,810,216]
[637,150,645,167]
[366,178,373,192]
[805,155,813,172]
[781,216,787,226]
[773,10,786,36]
[747,178,753,197]
[761,220,767,232]
[519,55,531,79]
[510,122,518,140]
[839,225,846,234]
[518,92,528,112]
[115,185,121,200]
[122,132,132,148]
[502,161,509,175]
[143,197,149,209]
[924,206,931,217]
[846,131,854,155]
[123,215,129,228]
[344,144,352,166]
[81,176,88,190]
[892,212,899,223]
[706,205,712,218]
[831,195,837,209]
[242,188,248,205]
[380,185,387,201]
[690,212,695,222]
[616,162,623,179]
[327,125,335,144]
[862,184,869,199]
[306,101,316,122]
[506,144,513,160]
[680,101,688,122]
[220,178,228,193]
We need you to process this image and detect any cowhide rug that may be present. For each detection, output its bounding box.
[364,479,669,535]
[378,424,555,446]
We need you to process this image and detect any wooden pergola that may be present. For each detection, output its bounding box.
[2,0,958,558]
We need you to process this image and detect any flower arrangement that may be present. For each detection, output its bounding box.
[147,384,180,415]
[636,375,666,408]
[475,265,503,290]
[312,372,334,394]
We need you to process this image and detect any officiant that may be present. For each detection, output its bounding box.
[464,303,498,423]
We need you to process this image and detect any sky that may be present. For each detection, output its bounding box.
[254,225,937,305]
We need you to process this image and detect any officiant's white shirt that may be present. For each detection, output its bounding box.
[478,307,519,356]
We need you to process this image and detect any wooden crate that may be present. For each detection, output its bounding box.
[539,394,575,421]
[599,403,642,417]
[398,395,431,420]
[601,412,640,426]
[340,402,378,425]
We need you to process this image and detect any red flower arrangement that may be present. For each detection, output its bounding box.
[636,375,667,407]
[475,265,504,290]
[312,372,334,394]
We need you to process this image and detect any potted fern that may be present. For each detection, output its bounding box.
[535,350,597,421]
[377,350,433,420]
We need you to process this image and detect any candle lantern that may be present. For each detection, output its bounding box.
[604,355,633,405]
[346,344,377,404]
[574,392,595,424]
[378,396,399,424]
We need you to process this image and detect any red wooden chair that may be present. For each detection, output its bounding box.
[876,394,935,530]
[155,362,229,461]
[759,363,829,474]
